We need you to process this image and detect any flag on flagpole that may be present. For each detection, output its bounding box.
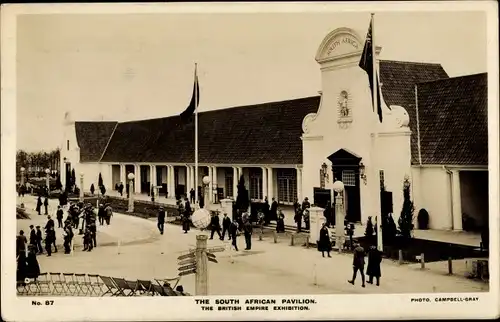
[179,67,200,123]
[359,16,383,123]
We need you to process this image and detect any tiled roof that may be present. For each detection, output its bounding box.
[100,96,320,164]
[75,121,117,162]
[379,60,449,164]
[417,73,488,165]
[76,61,486,167]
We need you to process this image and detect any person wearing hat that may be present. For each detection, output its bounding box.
[301,197,311,211]
[56,205,64,228]
[35,226,43,254]
[221,213,232,241]
[29,225,37,248]
[348,242,366,287]
[209,211,222,240]
[97,204,105,226]
[157,207,166,235]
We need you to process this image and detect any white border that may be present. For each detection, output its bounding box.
[1,2,499,321]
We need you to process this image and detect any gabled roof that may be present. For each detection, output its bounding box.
[74,60,486,167]
[417,73,488,165]
[75,121,117,162]
[379,60,450,164]
[99,96,320,164]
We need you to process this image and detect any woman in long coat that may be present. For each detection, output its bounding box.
[276,210,285,233]
[366,245,382,286]
[36,196,42,215]
[317,223,332,258]
[25,246,40,280]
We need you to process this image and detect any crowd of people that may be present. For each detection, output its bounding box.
[16,196,113,284]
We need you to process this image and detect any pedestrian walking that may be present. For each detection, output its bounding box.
[209,212,222,240]
[276,210,285,233]
[44,228,53,256]
[63,224,74,254]
[97,204,104,225]
[16,230,27,257]
[182,198,191,233]
[83,228,93,252]
[348,243,366,287]
[243,219,253,250]
[45,215,55,232]
[294,208,303,233]
[36,196,42,215]
[35,226,43,254]
[89,221,97,247]
[157,207,165,235]
[105,204,113,225]
[366,245,382,286]
[229,221,239,251]
[365,216,375,246]
[29,225,37,248]
[221,213,231,240]
[44,197,49,215]
[317,223,332,257]
[56,205,64,228]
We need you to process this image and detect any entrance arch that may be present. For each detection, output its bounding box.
[328,148,362,223]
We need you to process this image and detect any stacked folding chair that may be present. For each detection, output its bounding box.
[36,273,52,295]
[62,273,79,295]
[74,273,92,296]
[49,273,66,295]
[100,276,122,296]
[88,274,105,296]
[110,277,133,296]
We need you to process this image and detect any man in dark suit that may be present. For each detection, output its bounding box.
[35,226,43,254]
[29,225,37,249]
[348,243,366,287]
[243,219,253,250]
[157,207,165,235]
[210,212,222,240]
[221,213,231,240]
[229,221,239,251]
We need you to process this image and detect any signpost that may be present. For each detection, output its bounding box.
[177,252,195,261]
[206,246,225,253]
[178,264,197,271]
[178,258,196,266]
[179,269,197,277]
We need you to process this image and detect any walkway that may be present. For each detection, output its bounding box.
[16,198,488,295]
[103,191,482,247]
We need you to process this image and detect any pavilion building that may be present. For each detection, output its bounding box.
[60,27,488,231]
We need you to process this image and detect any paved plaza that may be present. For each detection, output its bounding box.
[17,196,488,295]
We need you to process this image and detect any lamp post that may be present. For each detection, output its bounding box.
[333,180,345,253]
[79,173,84,202]
[20,167,25,187]
[127,173,135,213]
[45,168,51,196]
[202,176,210,209]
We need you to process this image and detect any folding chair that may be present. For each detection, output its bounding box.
[155,277,181,289]
[49,273,66,295]
[137,280,155,296]
[162,284,177,296]
[25,277,40,295]
[62,273,79,295]
[124,280,141,296]
[151,284,167,296]
[36,273,52,295]
[16,281,29,296]
[110,277,132,296]
[99,276,122,296]
[88,274,105,296]
[74,274,91,296]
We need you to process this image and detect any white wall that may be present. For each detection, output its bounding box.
[76,163,113,193]
[413,167,452,230]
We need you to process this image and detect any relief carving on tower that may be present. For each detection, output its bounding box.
[337,90,353,129]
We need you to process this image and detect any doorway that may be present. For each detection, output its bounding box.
[328,148,362,223]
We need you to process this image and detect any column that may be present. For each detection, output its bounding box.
[120,164,126,186]
[169,166,175,199]
[261,167,268,200]
[232,166,238,199]
[212,166,218,203]
[208,166,213,203]
[135,164,141,194]
[185,165,191,193]
[150,165,156,189]
[267,167,274,201]
[309,207,325,244]
[296,167,303,202]
[452,170,463,231]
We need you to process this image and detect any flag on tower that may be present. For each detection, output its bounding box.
[179,66,200,123]
[359,16,383,123]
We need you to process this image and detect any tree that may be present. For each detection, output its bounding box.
[235,175,249,212]
[65,167,71,192]
[398,176,415,242]
[98,173,103,188]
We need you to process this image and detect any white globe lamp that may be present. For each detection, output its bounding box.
[127,173,135,181]
[20,167,25,172]
[191,208,211,230]
[202,176,210,185]
[332,180,345,193]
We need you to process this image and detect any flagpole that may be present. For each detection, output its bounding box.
[371,13,383,252]
[195,63,199,207]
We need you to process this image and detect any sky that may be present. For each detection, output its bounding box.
[15,10,487,152]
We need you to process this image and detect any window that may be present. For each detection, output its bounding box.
[225,174,233,198]
[249,170,263,200]
[342,170,356,186]
[67,140,70,151]
[379,170,385,190]
[277,169,297,203]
